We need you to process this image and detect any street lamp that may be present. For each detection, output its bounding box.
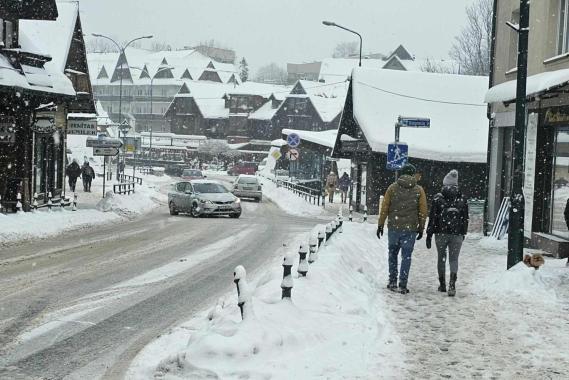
[91,33,153,180]
[322,21,363,67]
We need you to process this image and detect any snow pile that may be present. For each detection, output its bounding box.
[96,176,168,216]
[0,209,120,245]
[257,176,326,217]
[127,223,402,379]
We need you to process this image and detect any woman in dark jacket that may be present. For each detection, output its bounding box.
[426,170,469,297]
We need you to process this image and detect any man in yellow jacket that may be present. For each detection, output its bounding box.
[377,163,427,294]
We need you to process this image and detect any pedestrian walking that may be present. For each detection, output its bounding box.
[338,172,352,204]
[377,163,427,294]
[65,159,81,192]
[325,171,338,203]
[426,170,469,297]
[81,161,95,192]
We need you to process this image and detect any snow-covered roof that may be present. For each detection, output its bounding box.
[282,128,338,148]
[318,58,383,83]
[309,95,345,123]
[350,68,488,163]
[485,69,569,103]
[297,79,348,98]
[194,98,229,119]
[248,101,278,121]
[227,81,290,97]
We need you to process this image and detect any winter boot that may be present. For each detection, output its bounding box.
[387,280,397,291]
[438,275,446,292]
[399,287,409,294]
[448,273,457,297]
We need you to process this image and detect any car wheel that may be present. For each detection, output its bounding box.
[230,212,241,219]
[190,203,201,218]
[169,202,179,216]
[257,197,262,203]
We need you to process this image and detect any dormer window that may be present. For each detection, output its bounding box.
[1,19,18,49]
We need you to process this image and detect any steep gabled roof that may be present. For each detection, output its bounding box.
[110,51,132,83]
[386,44,413,61]
[0,0,58,20]
[181,68,193,80]
[97,66,109,79]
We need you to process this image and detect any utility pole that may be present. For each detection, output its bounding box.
[508,0,530,269]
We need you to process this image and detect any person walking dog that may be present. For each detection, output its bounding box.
[377,163,428,294]
[426,169,469,297]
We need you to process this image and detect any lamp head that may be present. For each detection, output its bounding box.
[322,21,335,26]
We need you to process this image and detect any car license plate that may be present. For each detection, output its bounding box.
[243,187,253,190]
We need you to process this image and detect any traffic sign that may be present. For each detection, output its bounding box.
[398,117,430,128]
[271,149,282,160]
[126,144,135,152]
[86,136,123,148]
[93,147,119,156]
[286,148,299,161]
[386,143,408,171]
[287,133,301,148]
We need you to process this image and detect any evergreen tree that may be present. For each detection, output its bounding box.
[239,57,249,82]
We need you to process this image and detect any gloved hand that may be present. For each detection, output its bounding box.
[416,231,423,241]
[426,235,432,249]
[376,225,383,239]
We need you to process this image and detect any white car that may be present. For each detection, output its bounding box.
[232,175,262,202]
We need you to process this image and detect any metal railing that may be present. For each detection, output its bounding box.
[119,173,143,185]
[113,182,136,195]
[276,179,322,206]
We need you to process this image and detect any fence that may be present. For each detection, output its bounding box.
[119,173,143,185]
[113,182,136,195]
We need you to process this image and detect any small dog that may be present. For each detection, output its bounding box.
[523,253,545,270]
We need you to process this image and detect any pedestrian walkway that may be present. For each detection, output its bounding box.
[380,234,569,379]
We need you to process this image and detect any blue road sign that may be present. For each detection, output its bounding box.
[398,117,430,128]
[287,133,301,148]
[386,143,408,171]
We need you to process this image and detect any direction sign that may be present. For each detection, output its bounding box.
[287,133,301,148]
[93,147,119,156]
[386,143,408,171]
[286,148,299,161]
[86,136,123,148]
[398,117,430,128]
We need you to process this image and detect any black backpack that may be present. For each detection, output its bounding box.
[440,197,463,234]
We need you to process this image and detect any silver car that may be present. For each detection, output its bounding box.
[232,175,262,202]
[168,180,242,218]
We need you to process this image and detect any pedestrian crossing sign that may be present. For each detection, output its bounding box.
[386,143,408,170]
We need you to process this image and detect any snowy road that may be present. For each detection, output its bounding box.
[0,195,317,379]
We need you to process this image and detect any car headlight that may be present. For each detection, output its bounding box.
[234,198,241,204]
[200,199,213,204]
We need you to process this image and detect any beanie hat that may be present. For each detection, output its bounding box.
[443,169,459,186]
[400,163,416,176]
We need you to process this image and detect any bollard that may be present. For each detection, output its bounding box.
[281,254,294,299]
[322,190,326,208]
[33,192,38,211]
[308,235,318,263]
[72,192,78,211]
[47,191,53,211]
[297,243,309,277]
[233,265,248,320]
[363,205,368,223]
[16,192,22,213]
[317,229,325,249]
[339,215,344,233]
[349,205,353,222]
[325,223,333,241]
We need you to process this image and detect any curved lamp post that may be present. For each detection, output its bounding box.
[322,21,362,67]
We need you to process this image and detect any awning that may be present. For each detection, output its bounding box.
[485,69,569,103]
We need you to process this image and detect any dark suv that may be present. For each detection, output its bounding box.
[227,161,258,176]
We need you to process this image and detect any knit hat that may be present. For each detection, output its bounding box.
[400,163,416,176]
[443,169,459,186]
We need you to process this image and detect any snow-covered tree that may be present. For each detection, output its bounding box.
[332,41,359,58]
[198,140,231,160]
[420,58,459,74]
[239,57,249,82]
[255,63,287,85]
[450,0,493,76]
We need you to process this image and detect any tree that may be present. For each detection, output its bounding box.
[86,38,117,53]
[420,58,459,74]
[449,0,493,76]
[254,63,287,85]
[332,41,359,58]
[239,57,249,82]
[198,140,231,161]
[150,41,173,52]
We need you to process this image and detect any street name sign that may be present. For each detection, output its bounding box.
[86,136,123,148]
[398,117,431,128]
[386,143,408,171]
[93,147,119,156]
[287,133,301,148]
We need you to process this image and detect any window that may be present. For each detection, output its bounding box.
[508,9,520,69]
[3,20,15,48]
[559,0,569,54]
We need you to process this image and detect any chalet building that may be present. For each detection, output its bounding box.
[286,61,322,84]
[333,68,488,212]
[248,94,285,140]
[0,0,93,212]
[484,0,569,258]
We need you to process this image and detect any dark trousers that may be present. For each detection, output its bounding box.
[388,230,417,288]
[83,176,92,192]
[68,176,78,192]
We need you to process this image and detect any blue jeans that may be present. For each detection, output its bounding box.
[388,230,417,288]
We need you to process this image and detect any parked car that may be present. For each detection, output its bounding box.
[181,169,205,180]
[165,164,187,177]
[227,161,258,176]
[232,175,262,202]
[168,180,241,218]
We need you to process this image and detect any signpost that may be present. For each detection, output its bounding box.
[93,147,120,156]
[286,148,299,161]
[287,133,301,148]
[386,143,408,171]
[87,136,122,198]
[392,116,430,179]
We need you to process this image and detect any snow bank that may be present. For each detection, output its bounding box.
[258,176,326,217]
[127,223,402,379]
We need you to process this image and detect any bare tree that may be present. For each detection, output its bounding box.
[332,41,359,58]
[420,58,459,74]
[198,140,231,159]
[150,41,173,52]
[86,38,118,53]
[450,0,493,76]
[255,63,287,85]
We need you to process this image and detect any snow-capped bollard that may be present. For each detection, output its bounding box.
[325,223,333,241]
[298,243,309,277]
[363,205,368,222]
[47,191,53,211]
[281,254,294,299]
[16,192,22,213]
[338,215,344,233]
[72,192,78,211]
[349,205,353,222]
[308,235,318,264]
[317,229,325,249]
[33,192,38,211]
[234,265,248,320]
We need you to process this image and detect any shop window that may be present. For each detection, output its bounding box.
[551,129,569,237]
[558,0,569,55]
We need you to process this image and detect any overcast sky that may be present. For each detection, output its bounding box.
[77,0,475,73]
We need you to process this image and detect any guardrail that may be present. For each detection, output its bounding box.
[119,173,143,185]
[277,179,322,206]
[113,182,136,195]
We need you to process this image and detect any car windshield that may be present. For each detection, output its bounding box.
[193,183,227,193]
[183,170,202,177]
[238,177,258,185]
